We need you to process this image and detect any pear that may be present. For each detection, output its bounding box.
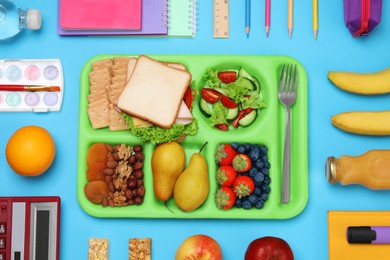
[174,142,209,212]
[152,142,186,202]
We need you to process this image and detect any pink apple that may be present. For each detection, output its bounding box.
[244,236,294,260]
[175,234,222,260]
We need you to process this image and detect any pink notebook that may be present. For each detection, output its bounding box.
[59,0,142,30]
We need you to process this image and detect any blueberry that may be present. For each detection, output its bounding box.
[249,168,258,178]
[231,142,239,150]
[260,145,268,154]
[248,194,258,205]
[263,176,271,185]
[244,143,252,151]
[237,145,247,154]
[235,198,243,208]
[249,149,260,161]
[254,187,262,195]
[254,159,264,170]
[260,168,269,175]
[261,184,271,194]
[242,200,252,210]
[261,155,268,162]
[264,162,271,169]
[255,199,265,209]
[260,193,269,201]
[253,172,265,183]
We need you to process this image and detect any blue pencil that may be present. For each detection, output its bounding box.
[245,0,251,37]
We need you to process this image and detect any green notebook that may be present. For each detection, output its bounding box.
[168,0,197,37]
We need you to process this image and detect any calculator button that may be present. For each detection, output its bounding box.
[0,223,5,235]
[0,251,5,260]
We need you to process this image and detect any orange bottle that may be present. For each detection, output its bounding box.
[326,150,390,189]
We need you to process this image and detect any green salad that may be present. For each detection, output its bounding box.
[200,67,267,131]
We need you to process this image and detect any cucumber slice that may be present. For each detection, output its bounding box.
[226,107,239,120]
[251,76,261,91]
[239,110,257,126]
[239,67,254,80]
[239,67,260,91]
[199,98,213,117]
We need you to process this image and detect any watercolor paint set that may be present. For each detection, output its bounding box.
[0,59,64,112]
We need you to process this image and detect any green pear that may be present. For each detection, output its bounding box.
[152,142,186,202]
[174,142,209,212]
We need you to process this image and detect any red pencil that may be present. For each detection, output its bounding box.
[0,85,61,92]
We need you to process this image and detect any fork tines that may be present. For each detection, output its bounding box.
[279,64,297,94]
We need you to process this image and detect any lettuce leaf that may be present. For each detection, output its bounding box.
[123,114,198,144]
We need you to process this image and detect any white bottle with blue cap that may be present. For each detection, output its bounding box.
[0,0,41,40]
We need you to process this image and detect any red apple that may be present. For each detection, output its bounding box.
[244,236,294,260]
[175,234,222,260]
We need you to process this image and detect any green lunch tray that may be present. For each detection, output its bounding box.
[77,54,308,219]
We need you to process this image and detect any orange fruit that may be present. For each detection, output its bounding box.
[5,125,56,176]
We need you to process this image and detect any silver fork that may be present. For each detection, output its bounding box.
[278,64,298,204]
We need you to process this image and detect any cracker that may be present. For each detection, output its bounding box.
[88,238,108,260]
[88,88,107,103]
[111,75,127,84]
[109,106,129,131]
[91,59,113,71]
[111,64,128,73]
[113,57,131,65]
[108,88,124,104]
[109,82,126,92]
[88,102,109,129]
[129,238,151,260]
[88,97,109,108]
[89,81,110,93]
[89,75,111,86]
[112,69,127,78]
[89,68,111,80]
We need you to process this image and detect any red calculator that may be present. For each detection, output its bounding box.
[0,196,60,260]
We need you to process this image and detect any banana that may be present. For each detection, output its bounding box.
[332,110,390,135]
[328,67,390,95]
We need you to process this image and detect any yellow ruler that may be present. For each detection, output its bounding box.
[213,0,229,38]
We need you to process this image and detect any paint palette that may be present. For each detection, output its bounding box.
[0,59,64,112]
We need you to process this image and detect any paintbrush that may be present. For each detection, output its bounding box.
[0,85,61,92]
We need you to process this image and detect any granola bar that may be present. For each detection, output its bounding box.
[89,238,109,260]
[129,238,151,260]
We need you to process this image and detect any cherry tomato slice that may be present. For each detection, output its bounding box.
[201,88,221,104]
[218,71,237,84]
[221,95,238,108]
[183,86,194,109]
[231,110,246,128]
[215,123,229,131]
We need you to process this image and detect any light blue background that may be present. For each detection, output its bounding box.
[1,0,390,259]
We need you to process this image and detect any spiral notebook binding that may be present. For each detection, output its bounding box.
[188,0,198,35]
[162,2,169,28]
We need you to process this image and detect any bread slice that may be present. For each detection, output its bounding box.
[117,55,192,129]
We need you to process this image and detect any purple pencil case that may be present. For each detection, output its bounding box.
[343,0,382,37]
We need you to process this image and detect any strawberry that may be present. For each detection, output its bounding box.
[233,176,255,198]
[215,143,238,166]
[215,187,236,210]
[216,165,237,187]
[232,154,252,172]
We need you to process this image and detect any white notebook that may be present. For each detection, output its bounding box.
[168,0,197,37]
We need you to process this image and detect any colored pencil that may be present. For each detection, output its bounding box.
[265,0,270,37]
[313,0,318,40]
[245,0,251,37]
[288,0,293,38]
[0,85,61,92]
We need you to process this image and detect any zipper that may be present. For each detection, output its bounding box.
[354,0,370,37]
